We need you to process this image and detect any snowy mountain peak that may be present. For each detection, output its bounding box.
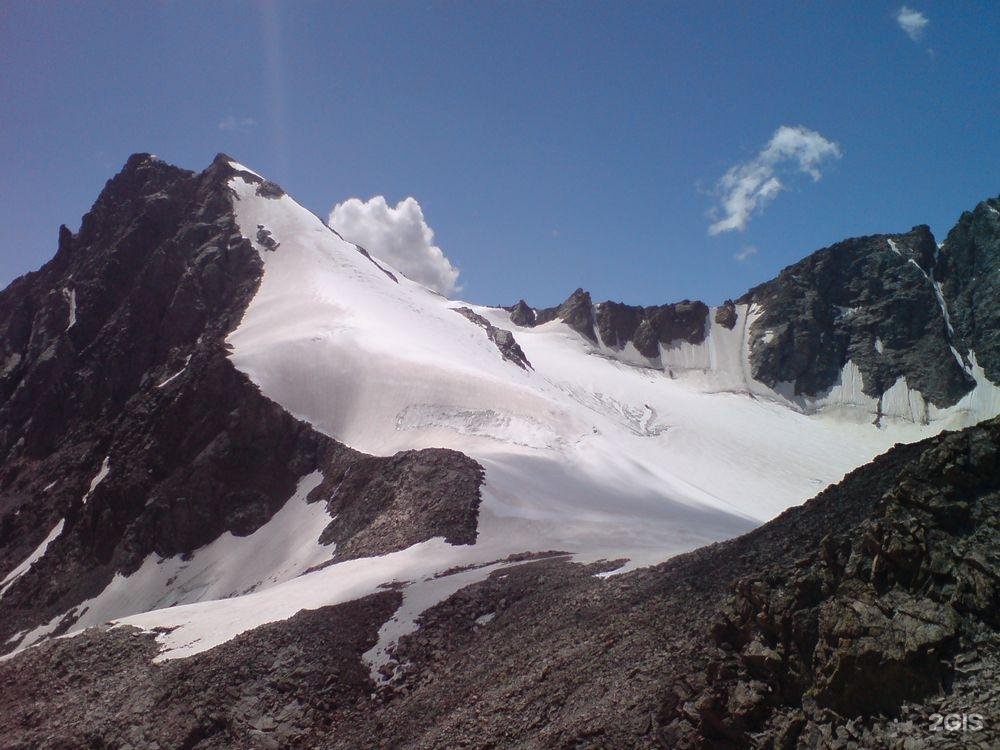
[1,154,998,684]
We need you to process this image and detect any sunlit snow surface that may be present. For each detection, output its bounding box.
[62,287,76,331]
[82,456,110,506]
[0,520,64,600]
[11,165,999,673]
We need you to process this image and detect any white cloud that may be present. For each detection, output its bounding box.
[896,6,929,41]
[329,196,460,296]
[734,245,758,262]
[708,125,842,235]
[218,115,257,132]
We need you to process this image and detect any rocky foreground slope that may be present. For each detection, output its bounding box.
[2,416,997,748]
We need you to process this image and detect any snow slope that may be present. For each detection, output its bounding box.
[11,164,998,671]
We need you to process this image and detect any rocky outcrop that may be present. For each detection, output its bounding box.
[937,195,1000,383]
[255,179,285,199]
[0,154,484,649]
[619,300,711,358]
[509,289,710,358]
[453,307,532,369]
[590,300,639,349]
[643,300,711,347]
[739,224,980,406]
[507,299,535,327]
[255,225,279,251]
[317,448,484,560]
[541,287,598,342]
[661,416,1000,748]
[715,299,738,330]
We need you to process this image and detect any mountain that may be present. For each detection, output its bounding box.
[0,156,482,653]
[0,154,997,748]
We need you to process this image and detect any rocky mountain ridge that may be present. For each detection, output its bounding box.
[508,196,1000,413]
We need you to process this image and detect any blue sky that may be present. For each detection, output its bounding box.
[2,1,997,305]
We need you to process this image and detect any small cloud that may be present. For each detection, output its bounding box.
[329,196,460,296]
[734,245,758,262]
[550,229,560,238]
[896,6,929,41]
[218,115,257,132]
[707,125,842,235]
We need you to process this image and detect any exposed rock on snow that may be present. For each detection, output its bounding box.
[452,306,532,370]
[539,287,598,342]
[254,225,279,252]
[714,298,738,329]
[513,289,711,359]
[506,298,535,326]
[353,244,399,283]
[316,447,484,560]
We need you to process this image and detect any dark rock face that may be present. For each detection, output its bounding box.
[632,317,661,358]
[507,299,535,326]
[645,300,711,347]
[607,299,711,358]
[589,297,711,356]
[715,299,737,330]
[740,225,976,406]
[937,195,1000,383]
[595,300,643,348]
[552,287,598,342]
[255,179,285,199]
[499,193,999,408]
[0,154,483,650]
[255,225,279,251]
[453,306,532,369]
